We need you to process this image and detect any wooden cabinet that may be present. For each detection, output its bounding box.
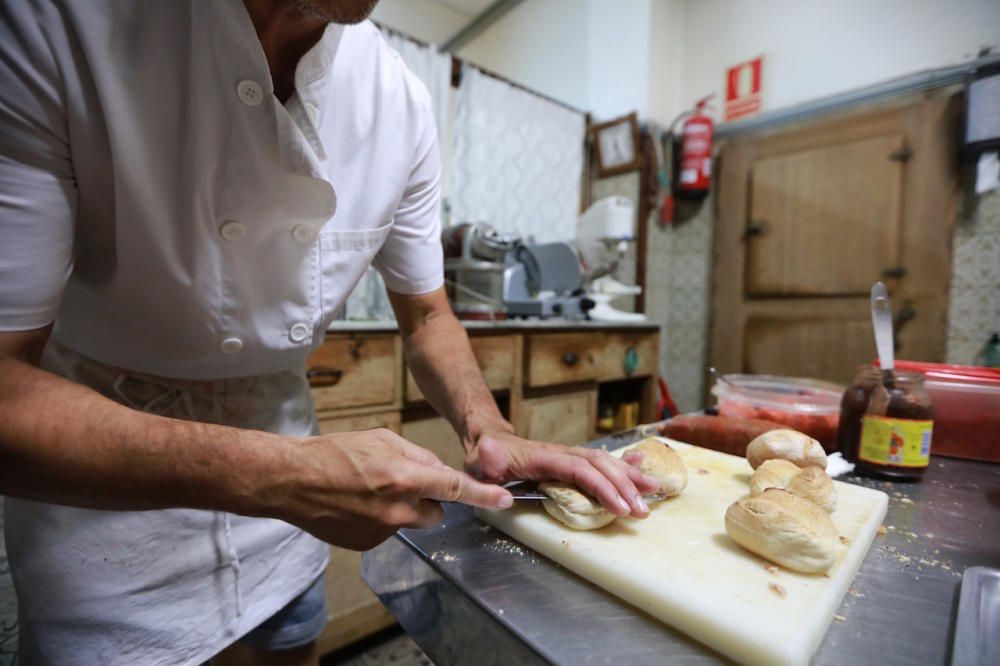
[601,331,659,380]
[401,416,466,470]
[406,334,516,403]
[515,390,597,445]
[316,547,396,655]
[525,332,603,387]
[308,334,402,414]
[318,410,401,435]
[314,412,400,655]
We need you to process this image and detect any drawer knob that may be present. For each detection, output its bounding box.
[307,366,344,387]
[562,351,579,367]
[624,348,639,374]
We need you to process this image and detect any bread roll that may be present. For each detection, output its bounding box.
[746,429,827,470]
[786,466,837,513]
[724,488,838,574]
[539,482,616,530]
[749,458,801,496]
[632,438,687,501]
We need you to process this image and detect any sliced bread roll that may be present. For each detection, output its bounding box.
[786,466,837,513]
[632,438,687,501]
[724,488,838,574]
[749,458,801,496]
[539,482,617,530]
[746,429,828,470]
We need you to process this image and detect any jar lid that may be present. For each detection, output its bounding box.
[875,360,1000,386]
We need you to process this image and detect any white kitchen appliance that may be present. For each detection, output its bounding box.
[576,196,646,322]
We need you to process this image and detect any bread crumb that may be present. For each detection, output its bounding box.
[833,614,847,622]
[924,533,934,539]
[768,583,787,598]
[763,562,779,574]
[900,497,913,505]
[839,536,851,545]
[430,551,458,563]
[498,609,504,615]
[697,468,710,475]
[477,523,492,533]
[877,525,888,536]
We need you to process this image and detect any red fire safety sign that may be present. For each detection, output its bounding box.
[725,56,763,121]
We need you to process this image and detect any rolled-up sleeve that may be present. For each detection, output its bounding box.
[372,99,444,296]
[0,3,76,331]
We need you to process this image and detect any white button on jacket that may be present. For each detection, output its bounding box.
[288,322,311,343]
[0,0,444,381]
[236,79,265,106]
[220,221,248,241]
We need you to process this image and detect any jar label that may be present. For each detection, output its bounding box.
[859,416,933,467]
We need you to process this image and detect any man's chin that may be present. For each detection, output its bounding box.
[284,0,380,24]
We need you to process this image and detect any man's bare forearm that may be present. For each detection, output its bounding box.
[0,356,297,516]
[397,304,513,450]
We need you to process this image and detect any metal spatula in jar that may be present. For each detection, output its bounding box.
[871,281,895,384]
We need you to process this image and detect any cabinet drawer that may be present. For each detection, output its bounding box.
[318,411,401,435]
[602,331,659,380]
[516,390,597,446]
[401,416,465,470]
[308,335,400,412]
[525,332,603,387]
[406,335,516,402]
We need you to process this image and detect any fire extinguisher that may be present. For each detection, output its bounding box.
[673,94,714,200]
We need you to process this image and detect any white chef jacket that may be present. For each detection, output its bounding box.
[0,0,444,379]
[0,1,443,663]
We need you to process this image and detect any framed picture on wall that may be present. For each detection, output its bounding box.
[592,111,642,178]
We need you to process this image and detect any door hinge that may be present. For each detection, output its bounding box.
[882,266,907,279]
[743,221,767,239]
[889,148,913,162]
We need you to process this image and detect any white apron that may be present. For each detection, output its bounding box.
[4,341,330,665]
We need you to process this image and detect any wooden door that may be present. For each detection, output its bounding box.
[711,93,961,386]
[746,134,905,296]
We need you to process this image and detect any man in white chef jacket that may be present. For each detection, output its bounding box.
[0,1,657,664]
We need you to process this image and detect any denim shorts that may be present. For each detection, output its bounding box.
[239,574,327,651]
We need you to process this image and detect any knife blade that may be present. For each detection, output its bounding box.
[504,480,548,502]
[509,492,548,501]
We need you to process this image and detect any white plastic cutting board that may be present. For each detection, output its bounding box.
[478,439,888,666]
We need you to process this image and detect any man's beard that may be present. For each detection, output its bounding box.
[282,0,380,24]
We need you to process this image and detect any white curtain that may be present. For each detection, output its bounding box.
[451,65,585,243]
[343,29,452,321]
[380,30,452,152]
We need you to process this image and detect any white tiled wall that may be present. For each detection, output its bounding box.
[946,180,1000,364]
[645,196,715,413]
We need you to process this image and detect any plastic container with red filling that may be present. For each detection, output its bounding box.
[880,360,1000,462]
[710,374,844,452]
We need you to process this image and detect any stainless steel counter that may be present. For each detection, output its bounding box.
[327,319,659,333]
[363,429,1000,665]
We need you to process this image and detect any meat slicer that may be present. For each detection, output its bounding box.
[442,223,594,319]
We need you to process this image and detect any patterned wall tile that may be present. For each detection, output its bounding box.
[645,193,715,413]
[946,183,1000,365]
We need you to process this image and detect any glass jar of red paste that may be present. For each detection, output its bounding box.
[838,365,933,481]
